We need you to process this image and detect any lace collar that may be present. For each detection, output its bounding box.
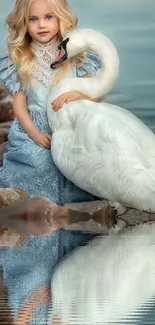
[30,36,61,87]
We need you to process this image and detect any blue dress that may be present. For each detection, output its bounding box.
[0,52,101,204]
[0,52,102,323]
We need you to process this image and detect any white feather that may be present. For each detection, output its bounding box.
[47,28,155,212]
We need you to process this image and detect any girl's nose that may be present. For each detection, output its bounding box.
[38,19,46,28]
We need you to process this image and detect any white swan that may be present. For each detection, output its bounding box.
[50,223,155,324]
[47,29,155,213]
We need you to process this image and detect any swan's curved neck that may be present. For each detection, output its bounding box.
[50,29,119,101]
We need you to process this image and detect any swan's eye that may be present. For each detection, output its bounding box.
[58,37,69,50]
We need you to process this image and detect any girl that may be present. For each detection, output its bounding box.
[0,0,102,204]
[0,2,103,323]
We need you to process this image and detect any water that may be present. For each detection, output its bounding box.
[0,0,155,130]
[0,0,155,323]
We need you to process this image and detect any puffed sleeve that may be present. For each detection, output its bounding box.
[0,54,26,94]
[76,50,102,77]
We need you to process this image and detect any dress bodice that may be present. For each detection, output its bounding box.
[27,66,76,112]
[27,80,50,112]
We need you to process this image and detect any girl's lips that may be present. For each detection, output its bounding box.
[38,32,49,35]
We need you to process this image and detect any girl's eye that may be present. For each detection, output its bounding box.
[46,15,53,20]
[29,17,37,22]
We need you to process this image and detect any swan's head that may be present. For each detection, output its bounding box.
[51,29,88,69]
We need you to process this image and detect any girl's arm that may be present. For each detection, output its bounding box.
[52,74,102,111]
[0,55,51,148]
[13,92,39,138]
[13,92,51,149]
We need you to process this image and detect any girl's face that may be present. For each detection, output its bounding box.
[27,0,59,43]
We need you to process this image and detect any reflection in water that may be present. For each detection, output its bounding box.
[51,223,155,324]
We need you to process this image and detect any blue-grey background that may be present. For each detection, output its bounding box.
[0,0,155,323]
[0,0,155,130]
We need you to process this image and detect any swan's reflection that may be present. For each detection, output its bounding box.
[51,222,155,324]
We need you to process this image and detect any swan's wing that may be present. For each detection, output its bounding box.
[77,101,155,163]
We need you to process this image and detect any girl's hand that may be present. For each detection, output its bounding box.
[51,91,87,112]
[31,131,51,149]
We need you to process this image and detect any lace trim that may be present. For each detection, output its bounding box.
[30,36,62,87]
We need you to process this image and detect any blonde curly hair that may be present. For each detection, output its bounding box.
[6,0,86,86]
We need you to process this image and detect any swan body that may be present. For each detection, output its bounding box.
[50,223,155,324]
[47,29,155,212]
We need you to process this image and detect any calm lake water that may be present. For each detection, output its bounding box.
[0,1,155,323]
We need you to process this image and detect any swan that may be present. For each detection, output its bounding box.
[50,222,155,324]
[47,29,155,213]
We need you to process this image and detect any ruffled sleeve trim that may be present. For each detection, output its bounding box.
[0,54,26,94]
[76,50,102,78]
